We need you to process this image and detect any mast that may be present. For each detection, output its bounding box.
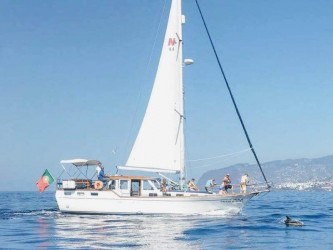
[177,0,185,188]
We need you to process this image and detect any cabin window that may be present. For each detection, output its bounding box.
[143,180,154,190]
[110,180,116,190]
[151,179,160,189]
[120,180,128,190]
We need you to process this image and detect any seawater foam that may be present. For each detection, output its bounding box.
[275,181,333,191]
[194,207,242,217]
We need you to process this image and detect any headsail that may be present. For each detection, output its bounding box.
[124,0,185,174]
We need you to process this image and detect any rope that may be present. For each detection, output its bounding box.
[187,148,251,162]
[194,0,270,188]
[188,149,250,169]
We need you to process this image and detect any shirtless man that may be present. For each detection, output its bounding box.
[223,174,233,193]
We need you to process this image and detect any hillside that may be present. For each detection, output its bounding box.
[197,155,333,191]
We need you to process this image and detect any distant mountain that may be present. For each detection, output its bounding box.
[197,155,333,191]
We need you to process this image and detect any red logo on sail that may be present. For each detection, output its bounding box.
[168,38,176,51]
[168,38,177,46]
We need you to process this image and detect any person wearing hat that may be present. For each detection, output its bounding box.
[205,178,216,193]
[187,178,199,191]
[240,173,249,194]
[223,174,233,193]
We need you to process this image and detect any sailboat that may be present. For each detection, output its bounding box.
[55,0,270,214]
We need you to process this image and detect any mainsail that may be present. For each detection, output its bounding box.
[124,0,185,174]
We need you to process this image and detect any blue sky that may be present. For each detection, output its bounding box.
[1,0,332,191]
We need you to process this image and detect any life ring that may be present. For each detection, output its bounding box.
[94,181,103,190]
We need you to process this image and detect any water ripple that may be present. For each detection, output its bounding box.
[0,191,332,249]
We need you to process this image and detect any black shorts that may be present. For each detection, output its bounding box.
[224,184,232,191]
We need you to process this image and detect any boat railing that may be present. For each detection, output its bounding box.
[208,182,271,195]
[246,182,272,194]
[57,178,94,190]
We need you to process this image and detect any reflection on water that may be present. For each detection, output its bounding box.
[3,191,333,249]
[53,214,205,249]
[37,217,52,249]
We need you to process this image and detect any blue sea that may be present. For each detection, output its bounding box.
[0,191,332,249]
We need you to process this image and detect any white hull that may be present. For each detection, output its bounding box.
[55,190,258,215]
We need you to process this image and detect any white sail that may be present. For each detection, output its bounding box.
[125,0,185,174]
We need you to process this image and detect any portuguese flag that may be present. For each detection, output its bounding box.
[36,169,54,192]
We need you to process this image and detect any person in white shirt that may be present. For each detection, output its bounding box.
[240,173,249,194]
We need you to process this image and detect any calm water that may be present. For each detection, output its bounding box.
[0,190,332,249]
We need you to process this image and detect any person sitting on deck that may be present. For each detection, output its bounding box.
[98,166,109,186]
[218,183,227,195]
[187,178,199,191]
[96,163,102,177]
[160,178,168,192]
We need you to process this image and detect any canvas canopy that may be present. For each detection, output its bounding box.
[60,159,101,166]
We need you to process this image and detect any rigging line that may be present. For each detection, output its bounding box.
[175,32,182,61]
[174,109,185,144]
[187,148,251,162]
[188,151,251,169]
[194,0,270,188]
[123,0,168,160]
